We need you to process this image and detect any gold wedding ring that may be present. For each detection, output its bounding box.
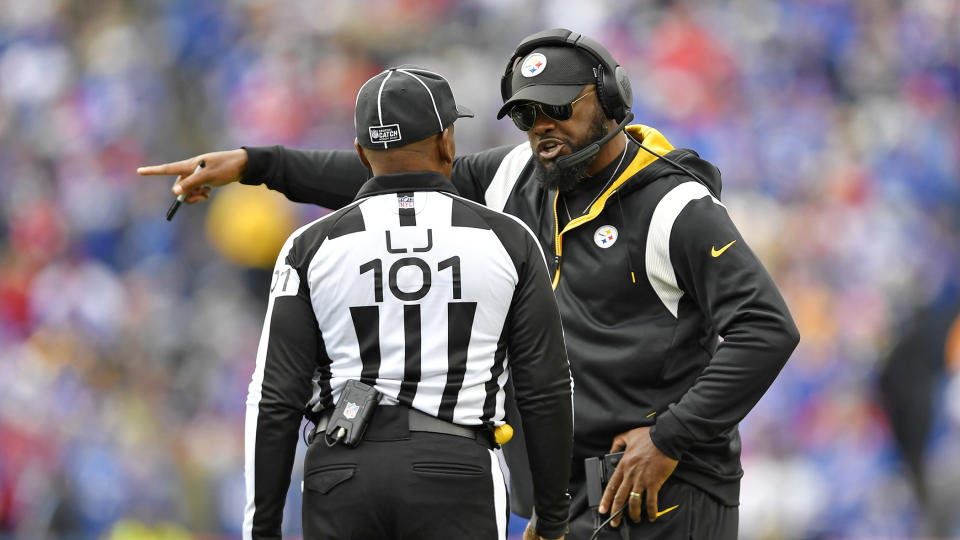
[629,491,643,499]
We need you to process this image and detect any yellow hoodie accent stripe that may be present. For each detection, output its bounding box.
[551,125,675,290]
[551,189,561,288]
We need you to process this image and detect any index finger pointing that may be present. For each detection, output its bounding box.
[136,158,198,177]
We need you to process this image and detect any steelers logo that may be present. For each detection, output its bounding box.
[520,53,547,78]
[594,225,618,248]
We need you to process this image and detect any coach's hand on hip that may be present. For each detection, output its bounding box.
[598,426,678,527]
[137,148,248,203]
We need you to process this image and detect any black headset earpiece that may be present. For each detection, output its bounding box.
[593,63,612,119]
[614,65,632,119]
[500,28,632,122]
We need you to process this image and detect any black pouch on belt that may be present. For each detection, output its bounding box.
[324,380,381,447]
[585,451,624,530]
[585,451,624,507]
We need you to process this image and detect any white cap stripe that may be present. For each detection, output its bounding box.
[397,68,444,133]
[376,70,394,149]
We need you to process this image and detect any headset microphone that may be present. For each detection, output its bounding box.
[554,112,634,169]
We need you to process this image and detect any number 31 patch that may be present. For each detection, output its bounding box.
[270,264,300,297]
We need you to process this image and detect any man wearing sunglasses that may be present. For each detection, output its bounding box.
[140,28,799,540]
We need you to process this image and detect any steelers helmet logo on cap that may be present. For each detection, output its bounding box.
[497,46,598,119]
[520,53,547,78]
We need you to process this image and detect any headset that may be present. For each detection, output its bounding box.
[501,28,633,124]
[500,28,635,168]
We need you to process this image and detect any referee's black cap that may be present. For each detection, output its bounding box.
[497,46,596,119]
[355,66,474,149]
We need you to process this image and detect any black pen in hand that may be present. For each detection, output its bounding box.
[165,160,205,221]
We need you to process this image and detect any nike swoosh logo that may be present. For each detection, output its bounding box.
[656,504,680,518]
[711,240,736,257]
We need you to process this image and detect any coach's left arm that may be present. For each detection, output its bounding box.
[600,193,800,525]
[647,194,800,462]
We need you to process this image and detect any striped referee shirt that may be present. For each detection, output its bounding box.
[243,170,573,539]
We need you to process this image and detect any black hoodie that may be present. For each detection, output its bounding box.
[242,124,800,510]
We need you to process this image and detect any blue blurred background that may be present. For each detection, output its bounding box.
[1,0,959,538]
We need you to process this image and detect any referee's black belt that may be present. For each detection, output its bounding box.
[313,405,492,447]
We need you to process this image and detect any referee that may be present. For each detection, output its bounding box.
[243,67,573,540]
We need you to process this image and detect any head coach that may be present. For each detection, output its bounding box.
[241,66,572,540]
[141,28,799,540]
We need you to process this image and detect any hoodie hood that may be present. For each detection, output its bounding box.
[561,125,723,233]
[549,124,726,289]
[618,125,723,200]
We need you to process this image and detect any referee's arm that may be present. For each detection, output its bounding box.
[244,239,320,540]
[504,231,574,539]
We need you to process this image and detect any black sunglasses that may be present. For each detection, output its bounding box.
[508,90,596,131]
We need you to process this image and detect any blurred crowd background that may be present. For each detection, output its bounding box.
[1,0,959,538]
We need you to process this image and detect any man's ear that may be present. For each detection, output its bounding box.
[437,127,455,165]
[354,139,373,170]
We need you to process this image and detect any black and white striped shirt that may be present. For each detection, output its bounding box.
[243,170,573,539]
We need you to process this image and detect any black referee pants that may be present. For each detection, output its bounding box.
[567,478,737,540]
[302,406,509,540]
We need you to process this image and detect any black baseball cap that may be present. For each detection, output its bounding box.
[355,66,474,149]
[496,46,598,119]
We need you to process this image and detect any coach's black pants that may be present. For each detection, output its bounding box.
[302,406,509,539]
[567,478,738,540]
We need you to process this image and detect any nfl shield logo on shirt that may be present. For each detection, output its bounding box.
[398,195,415,209]
[594,225,619,248]
[344,401,360,419]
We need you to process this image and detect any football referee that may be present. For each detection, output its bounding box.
[243,67,573,540]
